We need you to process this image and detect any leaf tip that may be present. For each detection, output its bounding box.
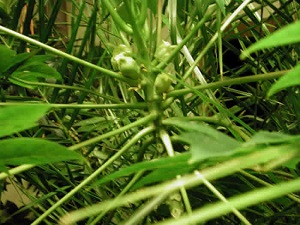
[240,50,249,60]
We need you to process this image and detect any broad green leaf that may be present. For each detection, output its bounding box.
[267,64,300,97]
[10,71,53,89]
[0,46,33,75]
[0,105,51,137]
[93,153,192,186]
[6,52,33,71]
[131,162,196,190]
[0,138,83,166]
[167,120,241,163]
[26,55,55,64]
[244,131,300,146]
[0,45,16,74]
[15,61,62,80]
[241,20,300,59]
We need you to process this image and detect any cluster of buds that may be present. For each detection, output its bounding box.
[154,41,176,95]
[111,44,140,80]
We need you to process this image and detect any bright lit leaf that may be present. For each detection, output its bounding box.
[167,120,241,163]
[0,105,51,137]
[267,64,300,97]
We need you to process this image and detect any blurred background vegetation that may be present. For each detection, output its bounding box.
[0,0,300,224]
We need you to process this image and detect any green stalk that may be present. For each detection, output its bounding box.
[240,170,300,203]
[156,0,163,47]
[121,192,170,225]
[102,0,133,34]
[59,146,296,224]
[194,171,251,225]
[89,170,146,225]
[167,70,287,98]
[32,126,155,225]
[181,0,252,81]
[61,3,98,119]
[68,113,156,151]
[160,130,193,217]
[0,25,126,81]
[156,11,211,71]
[0,164,34,180]
[153,177,300,225]
[50,1,86,102]
[123,0,149,62]
[217,9,223,80]
[0,102,147,109]
[137,0,147,26]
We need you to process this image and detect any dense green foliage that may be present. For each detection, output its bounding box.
[0,1,300,224]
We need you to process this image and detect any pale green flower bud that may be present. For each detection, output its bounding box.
[154,73,172,94]
[119,56,140,80]
[154,41,176,60]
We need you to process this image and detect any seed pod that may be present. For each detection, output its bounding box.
[113,44,132,57]
[111,44,133,71]
[154,41,176,60]
[154,73,172,94]
[119,56,140,80]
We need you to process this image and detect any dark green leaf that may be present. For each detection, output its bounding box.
[0,105,51,137]
[241,20,300,59]
[0,46,33,75]
[0,164,9,174]
[0,45,16,74]
[0,138,83,165]
[147,0,158,14]
[244,131,300,146]
[131,161,196,190]
[167,120,241,163]
[93,153,192,186]
[267,64,300,97]
[15,61,62,80]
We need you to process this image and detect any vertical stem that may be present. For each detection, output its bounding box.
[156,0,162,47]
[217,10,223,80]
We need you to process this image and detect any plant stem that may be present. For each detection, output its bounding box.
[153,177,300,225]
[68,114,156,151]
[59,146,295,224]
[182,0,252,81]
[0,102,147,109]
[194,171,251,225]
[0,164,34,180]
[33,126,155,225]
[167,70,287,98]
[0,25,127,81]
[102,0,133,34]
[240,170,300,203]
[123,0,149,62]
[121,192,170,225]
